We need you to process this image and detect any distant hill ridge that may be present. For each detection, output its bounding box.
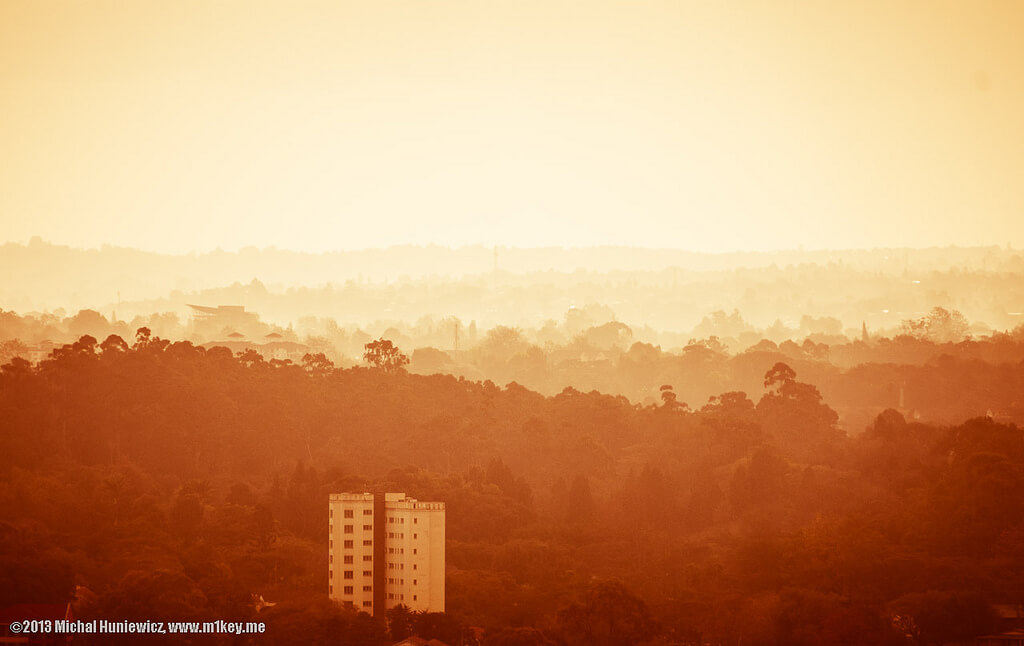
[1,238,1020,313]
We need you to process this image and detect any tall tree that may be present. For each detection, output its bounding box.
[363,338,409,372]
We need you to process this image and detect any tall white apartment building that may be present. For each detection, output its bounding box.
[328,492,445,617]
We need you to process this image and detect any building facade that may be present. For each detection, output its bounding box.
[328,492,445,616]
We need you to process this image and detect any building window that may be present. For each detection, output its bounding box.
[413,595,417,601]
[414,518,418,524]
[363,601,372,608]
[344,540,354,548]
[329,540,333,548]
[363,509,373,515]
[344,525,353,534]
[413,564,417,570]
[413,534,417,539]
[363,539,372,546]
[344,586,353,595]
[363,570,372,577]
[330,509,333,518]
[344,509,354,518]
[363,524,372,531]
[330,555,334,564]
[413,579,417,585]
[329,585,333,594]
[343,571,353,580]
[363,555,372,561]
[363,585,372,592]
[344,556,353,564]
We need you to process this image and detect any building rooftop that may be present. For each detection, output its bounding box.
[329,492,375,501]
[328,492,445,510]
[187,304,247,314]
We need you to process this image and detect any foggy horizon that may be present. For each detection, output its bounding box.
[4,239,1023,327]
[4,216,1023,259]
[4,235,1022,257]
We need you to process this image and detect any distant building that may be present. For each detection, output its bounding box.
[186,304,258,336]
[328,493,445,617]
[199,340,310,364]
[24,341,57,365]
[265,342,308,362]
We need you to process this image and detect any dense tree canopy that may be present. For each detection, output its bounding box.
[0,334,1021,645]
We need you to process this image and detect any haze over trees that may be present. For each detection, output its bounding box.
[3,241,1024,334]
[5,299,1024,435]
[1,331,1022,644]
[2,243,1024,645]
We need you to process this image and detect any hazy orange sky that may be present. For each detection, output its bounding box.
[1,1,1022,254]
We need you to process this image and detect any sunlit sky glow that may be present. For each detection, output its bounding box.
[2,1,1023,254]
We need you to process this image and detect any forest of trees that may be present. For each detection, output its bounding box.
[2,331,1022,644]
[5,305,1024,436]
